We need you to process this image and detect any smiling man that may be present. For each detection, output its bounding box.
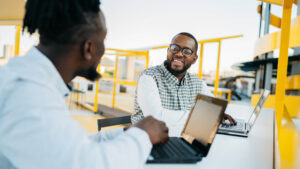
[131,32,236,136]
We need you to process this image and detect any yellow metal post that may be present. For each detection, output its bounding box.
[93,65,101,112]
[214,41,221,97]
[112,56,118,108]
[227,91,231,102]
[198,43,204,78]
[278,106,300,169]
[145,50,149,68]
[14,25,21,56]
[275,0,293,133]
[275,0,298,168]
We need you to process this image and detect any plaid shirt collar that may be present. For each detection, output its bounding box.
[160,63,188,86]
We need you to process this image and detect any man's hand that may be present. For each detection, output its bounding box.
[133,116,169,144]
[221,114,237,126]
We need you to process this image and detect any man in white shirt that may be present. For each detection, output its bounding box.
[0,0,168,169]
[131,32,236,136]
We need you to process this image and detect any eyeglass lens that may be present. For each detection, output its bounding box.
[170,44,193,56]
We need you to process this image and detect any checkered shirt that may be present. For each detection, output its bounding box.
[131,64,212,123]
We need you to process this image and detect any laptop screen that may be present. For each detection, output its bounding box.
[247,90,270,128]
[182,96,226,146]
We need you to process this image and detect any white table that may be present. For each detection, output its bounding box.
[143,104,274,169]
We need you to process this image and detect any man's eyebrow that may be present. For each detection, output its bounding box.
[172,43,193,49]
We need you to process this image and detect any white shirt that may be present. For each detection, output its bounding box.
[137,74,213,137]
[0,47,152,169]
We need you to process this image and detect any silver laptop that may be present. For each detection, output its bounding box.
[217,89,270,137]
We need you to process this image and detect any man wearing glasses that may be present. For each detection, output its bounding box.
[131,32,236,136]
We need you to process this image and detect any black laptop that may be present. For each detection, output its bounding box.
[146,94,228,163]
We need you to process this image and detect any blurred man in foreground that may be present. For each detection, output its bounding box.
[0,0,168,169]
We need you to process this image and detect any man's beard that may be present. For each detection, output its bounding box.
[164,59,192,76]
[76,66,101,81]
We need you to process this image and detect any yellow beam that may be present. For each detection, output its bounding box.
[151,45,169,50]
[258,0,284,6]
[209,89,231,101]
[14,25,21,55]
[227,91,231,102]
[286,75,300,90]
[198,43,204,78]
[214,41,221,97]
[105,53,146,57]
[145,50,149,68]
[275,0,293,132]
[254,15,300,57]
[197,35,243,44]
[278,106,300,168]
[115,79,137,86]
[106,48,137,53]
[112,56,118,108]
[257,4,263,14]
[151,35,243,50]
[106,48,147,55]
[270,14,282,28]
[251,95,300,117]
[93,65,101,112]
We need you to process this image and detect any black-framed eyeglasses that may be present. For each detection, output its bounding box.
[169,44,194,57]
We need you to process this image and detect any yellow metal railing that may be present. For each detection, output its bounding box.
[75,48,149,113]
[14,25,21,55]
[254,15,300,57]
[75,35,242,112]
[258,0,300,168]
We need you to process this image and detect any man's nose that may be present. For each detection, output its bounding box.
[175,50,184,57]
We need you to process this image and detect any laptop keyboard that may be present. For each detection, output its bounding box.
[220,121,244,131]
[151,137,198,159]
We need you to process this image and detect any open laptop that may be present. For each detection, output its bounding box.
[147,94,228,164]
[218,89,270,137]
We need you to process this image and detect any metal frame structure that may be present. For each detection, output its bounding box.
[75,35,242,113]
[75,48,149,113]
[257,0,299,168]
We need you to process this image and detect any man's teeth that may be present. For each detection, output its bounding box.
[174,59,183,63]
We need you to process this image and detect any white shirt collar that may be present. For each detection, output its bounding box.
[25,47,70,97]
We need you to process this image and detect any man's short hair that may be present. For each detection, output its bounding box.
[23,0,102,45]
[176,32,198,53]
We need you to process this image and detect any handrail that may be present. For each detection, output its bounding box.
[254,16,300,57]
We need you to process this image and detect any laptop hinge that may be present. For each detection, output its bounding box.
[192,139,209,157]
[181,133,208,157]
[246,123,251,132]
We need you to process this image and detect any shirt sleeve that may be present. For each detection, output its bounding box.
[89,128,124,142]
[0,82,152,169]
[137,74,188,136]
[137,74,164,120]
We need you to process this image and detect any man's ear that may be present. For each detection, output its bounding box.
[82,40,93,61]
[192,54,198,64]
